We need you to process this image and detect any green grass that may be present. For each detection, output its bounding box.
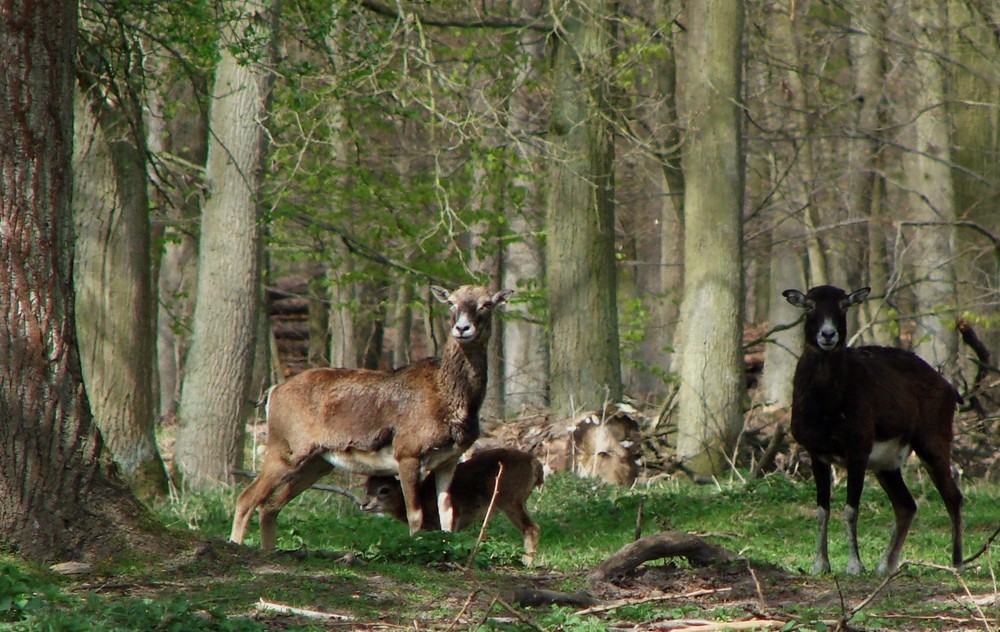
[3,469,999,630]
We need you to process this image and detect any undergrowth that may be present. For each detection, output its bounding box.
[2,469,998,630]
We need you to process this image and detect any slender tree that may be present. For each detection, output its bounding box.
[174,0,280,488]
[545,0,622,418]
[0,0,161,561]
[898,1,959,370]
[672,0,746,476]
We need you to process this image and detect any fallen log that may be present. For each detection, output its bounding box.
[588,531,741,585]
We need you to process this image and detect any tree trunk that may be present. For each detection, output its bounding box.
[72,85,168,499]
[846,2,895,346]
[174,0,279,488]
[653,0,684,384]
[545,0,622,419]
[900,1,959,370]
[328,244,360,368]
[0,0,161,562]
[761,218,804,408]
[502,8,548,414]
[769,3,827,287]
[149,75,205,423]
[672,0,746,477]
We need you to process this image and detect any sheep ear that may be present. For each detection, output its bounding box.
[847,287,871,307]
[782,289,807,308]
[491,289,514,306]
[430,286,451,304]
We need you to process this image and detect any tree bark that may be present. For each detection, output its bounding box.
[174,0,279,488]
[761,216,804,408]
[846,2,895,346]
[545,0,622,419]
[899,1,959,370]
[502,5,548,414]
[150,74,205,422]
[72,84,169,499]
[672,0,746,476]
[0,0,163,562]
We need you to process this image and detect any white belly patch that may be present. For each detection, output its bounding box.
[323,445,398,475]
[867,438,912,471]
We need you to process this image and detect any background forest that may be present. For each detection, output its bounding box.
[3,0,1000,629]
[66,0,1000,494]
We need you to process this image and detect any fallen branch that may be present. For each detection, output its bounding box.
[506,588,599,609]
[669,619,787,632]
[588,531,742,585]
[574,587,730,616]
[256,598,354,621]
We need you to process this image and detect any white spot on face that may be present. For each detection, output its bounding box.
[816,316,840,350]
[867,438,912,471]
[451,310,478,341]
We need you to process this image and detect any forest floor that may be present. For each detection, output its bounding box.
[13,468,994,632]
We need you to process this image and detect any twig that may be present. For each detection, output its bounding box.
[910,561,995,632]
[634,496,645,541]
[493,595,544,632]
[842,563,908,625]
[443,589,480,632]
[574,587,730,616]
[964,522,1000,566]
[670,620,786,632]
[747,561,769,614]
[466,462,503,568]
[256,598,354,621]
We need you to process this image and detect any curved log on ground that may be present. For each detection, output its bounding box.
[588,530,742,585]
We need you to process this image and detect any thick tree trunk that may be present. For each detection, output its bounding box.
[672,0,746,476]
[174,0,278,488]
[545,0,622,419]
[72,87,169,499]
[900,1,959,371]
[0,0,162,562]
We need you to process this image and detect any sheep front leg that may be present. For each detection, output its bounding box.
[434,459,458,532]
[810,458,833,574]
[397,457,424,535]
[844,456,868,575]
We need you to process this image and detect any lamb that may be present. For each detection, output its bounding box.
[229,284,513,550]
[783,285,963,575]
[362,447,544,565]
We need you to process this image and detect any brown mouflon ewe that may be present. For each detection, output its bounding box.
[783,285,963,575]
[362,447,544,565]
[230,285,513,550]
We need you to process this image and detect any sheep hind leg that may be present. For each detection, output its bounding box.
[499,501,540,566]
[918,449,964,569]
[230,475,268,545]
[874,469,916,575]
[259,458,334,551]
